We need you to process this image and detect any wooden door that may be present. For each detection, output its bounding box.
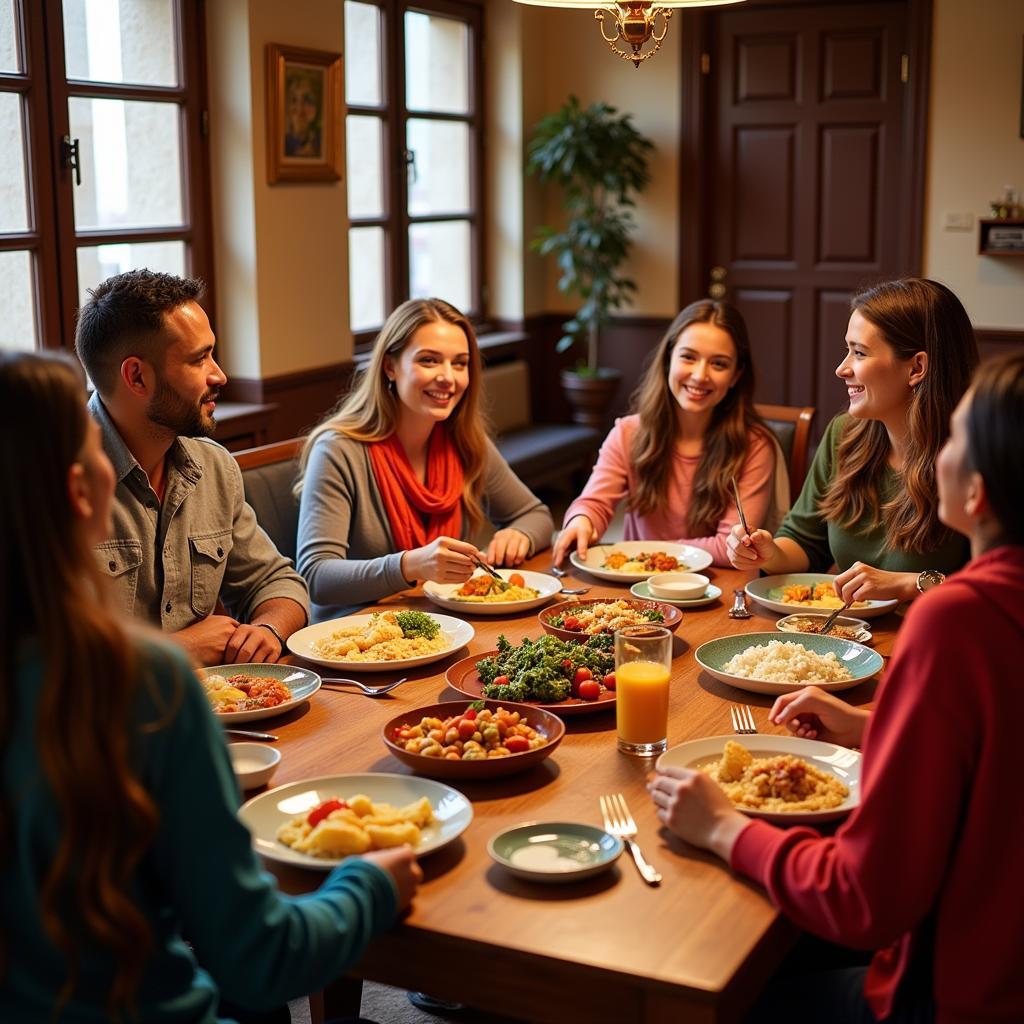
[703,1,921,432]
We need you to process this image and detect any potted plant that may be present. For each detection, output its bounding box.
[527,95,653,429]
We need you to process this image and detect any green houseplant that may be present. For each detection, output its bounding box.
[527,95,653,426]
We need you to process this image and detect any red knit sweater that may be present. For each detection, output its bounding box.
[731,545,1024,1023]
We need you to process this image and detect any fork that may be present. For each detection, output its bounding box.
[320,676,409,697]
[730,705,757,734]
[550,564,567,578]
[473,557,510,591]
[819,599,853,636]
[728,588,751,619]
[599,793,662,886]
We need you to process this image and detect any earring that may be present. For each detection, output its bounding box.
[387,378,396,394]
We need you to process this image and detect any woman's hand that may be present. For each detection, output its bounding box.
[725,523,778,570]
[401,536,482,584]
[487,528,531,567]
[769,685,869,748]
[551,515,597,566]
[647,766,749,861]
[833,562,918,604]
[361,846,422,911]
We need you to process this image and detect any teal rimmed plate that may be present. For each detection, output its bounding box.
[694,632,883,695]
[488,822,623,883]
[198,663,321,723]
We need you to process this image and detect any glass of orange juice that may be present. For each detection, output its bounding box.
[614,625,673,756]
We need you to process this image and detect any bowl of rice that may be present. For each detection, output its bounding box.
[694,632,883,695]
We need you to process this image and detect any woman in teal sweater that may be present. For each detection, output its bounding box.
[728,278,976,603]
[0,352,420,1023]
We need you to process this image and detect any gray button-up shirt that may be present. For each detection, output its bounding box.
[89,394,309,631]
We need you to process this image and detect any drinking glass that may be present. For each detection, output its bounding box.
[614,625,673,756]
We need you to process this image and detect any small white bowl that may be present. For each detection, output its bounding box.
[647,572,710,601]
[229,742,281,790]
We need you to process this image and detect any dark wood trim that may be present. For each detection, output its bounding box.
[902,0,932,275]
[64,80,188,101]
[974,327,1024,364]
[75,227,193,245]
[233,437,304,470]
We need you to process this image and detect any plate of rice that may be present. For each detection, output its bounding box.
[287,610,475,672]
[745,573,898,618]
[657,735,861,823]
[423,569,562,615]
[568,540,713,583]
[694,632,883,695]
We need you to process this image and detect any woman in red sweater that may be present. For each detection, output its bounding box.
[649,351,1024,1023]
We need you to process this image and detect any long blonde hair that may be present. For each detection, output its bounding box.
[818,278,979,553]
[296,298,489,533]
[0,352,158,1016]
[630,300,772,535]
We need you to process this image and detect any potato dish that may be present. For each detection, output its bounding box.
[203,674,291,714]
[779,582,868,609]
[544,599,664,635]
[602,550,681,573]
[276,792,434,858]
[452,572,539,603]
[311,611,448,662]
[390,705,547,760]
[704,740,848,813]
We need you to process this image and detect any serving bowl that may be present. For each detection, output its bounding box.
[647,572,710,601]
[382,700,565,779]
[538,597,682,643]
[228,742,282,790]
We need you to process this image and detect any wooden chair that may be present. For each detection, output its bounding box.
[233,438,305,563]
[755,403,816,496]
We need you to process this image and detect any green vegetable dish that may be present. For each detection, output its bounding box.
[394,610,441,640]
[477,634,614,703]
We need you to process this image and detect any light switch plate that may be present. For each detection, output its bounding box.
[943,212,974,231]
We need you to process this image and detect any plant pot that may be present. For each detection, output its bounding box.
[560,367,622,431]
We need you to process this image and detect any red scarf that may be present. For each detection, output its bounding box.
[368,427,464,550]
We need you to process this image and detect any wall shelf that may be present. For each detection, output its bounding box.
[978,218,1024,256]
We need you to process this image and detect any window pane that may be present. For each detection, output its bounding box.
[69,98,183,230]
[0,92,29,232]
[0,0,20,74]
[0,250,38,350]
[76,241,186,307]
[404,12,468,115]
[407,119,469,216]
[344,1,382,106]
[349,226,386,333]
[346,115,385,218]
[63,0,178,87]
[409,220,470,313]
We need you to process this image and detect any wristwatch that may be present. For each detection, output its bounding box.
[915,569,945,594]
[256,621,285,653]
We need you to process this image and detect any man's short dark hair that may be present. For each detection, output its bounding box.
[75,269,206,396]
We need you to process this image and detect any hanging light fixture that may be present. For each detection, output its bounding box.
[512,2,747,68]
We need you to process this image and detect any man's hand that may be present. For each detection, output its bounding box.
[223,622,284,664]
[174,614,240,667]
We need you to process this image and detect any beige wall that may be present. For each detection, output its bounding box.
[923,0,1024,329]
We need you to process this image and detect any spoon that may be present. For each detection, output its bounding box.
[819,600,853,636]
[320,676,409,696]
[550,564,567,578]
[560,586,590,595]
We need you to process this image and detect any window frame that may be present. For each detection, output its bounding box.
[346,0,484,350]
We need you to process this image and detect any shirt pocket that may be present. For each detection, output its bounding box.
[189,529,233,617]
[94,540,144,617]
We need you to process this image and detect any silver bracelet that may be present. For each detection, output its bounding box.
[255,621,285,652]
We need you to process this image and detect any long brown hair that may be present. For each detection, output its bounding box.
[0,352,158,1015]
[818,278,979,552]
[296,298,489,533]
[630,300,772,535]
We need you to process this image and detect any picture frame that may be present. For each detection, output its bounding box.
[266,43,343,184]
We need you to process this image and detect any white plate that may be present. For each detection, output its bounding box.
[631,580,722,607]
[745,573,899,619]
[569,541,713,583]
[657,734,861,824]
[287,612,474,672]
[423,569,562,615]
[197,663,322,723]
[239,773,473,870]
[776,613,873,645]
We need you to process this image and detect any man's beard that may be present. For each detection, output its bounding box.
[148,375,219,438]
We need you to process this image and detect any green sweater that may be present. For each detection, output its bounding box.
[1,638,397,1023]
[775,414,969,576]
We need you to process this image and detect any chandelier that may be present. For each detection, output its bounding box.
[512,2,747,68]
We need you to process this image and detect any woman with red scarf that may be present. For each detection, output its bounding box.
[296,299,553,622]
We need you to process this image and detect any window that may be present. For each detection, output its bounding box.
[344,0,482,344]
[0,0,211,351]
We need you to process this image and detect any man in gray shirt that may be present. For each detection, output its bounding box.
[76,269,308,667]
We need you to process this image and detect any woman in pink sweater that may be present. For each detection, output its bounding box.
[648,352,1024,1023]
[552,300,785,568]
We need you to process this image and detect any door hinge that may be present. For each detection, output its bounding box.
[900,54,909,83]
[701,52,711,75]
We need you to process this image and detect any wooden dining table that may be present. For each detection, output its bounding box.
[261,557,899,1024]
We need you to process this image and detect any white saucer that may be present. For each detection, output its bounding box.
[630,580,722,607]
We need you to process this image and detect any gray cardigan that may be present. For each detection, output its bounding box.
[297,433,553,622]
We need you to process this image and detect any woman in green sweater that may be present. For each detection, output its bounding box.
[0,352,420,1023]
[727,278,977,603]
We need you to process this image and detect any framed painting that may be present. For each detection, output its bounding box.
[266,43,343,183]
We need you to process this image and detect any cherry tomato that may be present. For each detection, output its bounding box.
[561,659,574,674]
[307,798,348,828]
[509,573,525,587]
[574,667,592,685]
[602,672,616,691]
[563,615,582,632]
[457,718,478,741]
[577,679,601,700]
[493,674,510,688]
[504,735,529,754]
[464,708,478,721]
